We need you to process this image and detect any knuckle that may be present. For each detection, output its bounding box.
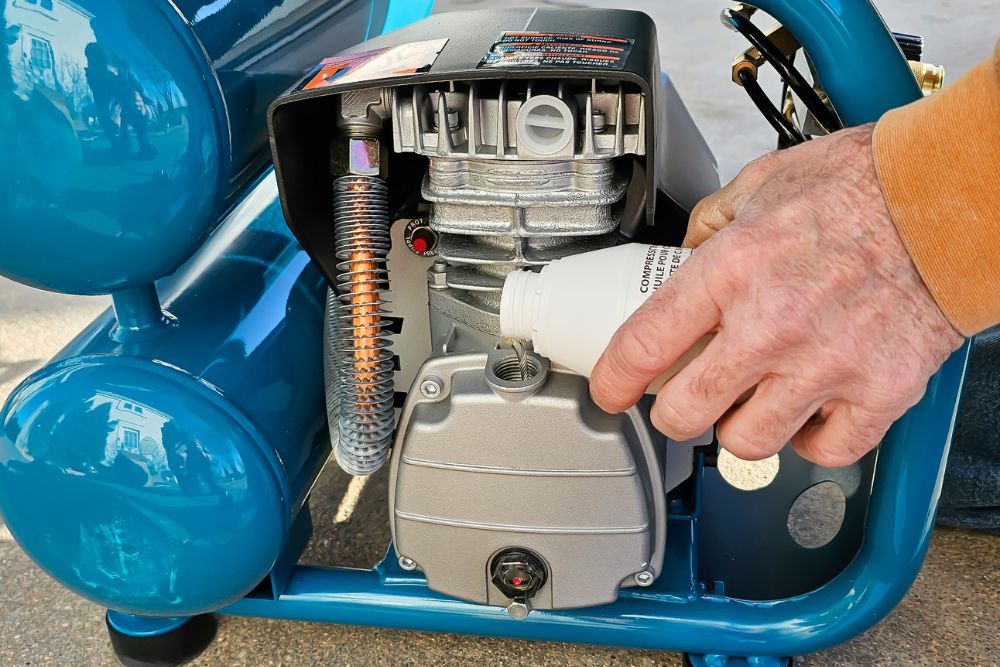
[689,195,717,227]
[840,427,881,464]
[860,374,915,417]
[786,370,825,398]
[701,235,756,295]
[718,423,780,461]
[653,393,712,440]
[687,361,730,404]
[740,151,780,182]
[615,319,670,375]
[797,411,885,468]
[741,323,804,358]
[803,447,857,469]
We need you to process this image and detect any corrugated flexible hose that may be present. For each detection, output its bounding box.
[325,174,395,476]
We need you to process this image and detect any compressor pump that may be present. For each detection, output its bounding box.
[268,8,720,614]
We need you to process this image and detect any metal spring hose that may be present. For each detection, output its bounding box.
[326,174,395,476]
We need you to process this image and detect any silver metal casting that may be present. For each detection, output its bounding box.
[388,353,673,611]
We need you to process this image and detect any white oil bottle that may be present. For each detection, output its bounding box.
[500,243,710,393]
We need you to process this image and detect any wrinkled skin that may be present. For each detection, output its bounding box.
[590,124,964,467]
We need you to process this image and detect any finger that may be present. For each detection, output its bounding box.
[714,376,826,460]
[649,332,768,441]
[590,257,721,413]
[682,151,783,248]
[791,402,889,468]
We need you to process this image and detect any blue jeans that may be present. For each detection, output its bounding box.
[938,325,1000,534]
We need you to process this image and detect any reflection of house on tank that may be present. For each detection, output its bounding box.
[94,392,244,494]
[5,0,95,118]
[3,0,186,158]
[97,393,175,486]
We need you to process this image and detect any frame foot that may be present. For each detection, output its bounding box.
[106,611,217,667]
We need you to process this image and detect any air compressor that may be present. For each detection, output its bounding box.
[0,2,977,666]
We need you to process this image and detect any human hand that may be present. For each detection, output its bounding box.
[590,124,964,467]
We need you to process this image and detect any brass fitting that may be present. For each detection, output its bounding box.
[909,61,945,94]
[731,24,799,85]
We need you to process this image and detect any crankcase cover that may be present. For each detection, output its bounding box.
[389,351,666,610]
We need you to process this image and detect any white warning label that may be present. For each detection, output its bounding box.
[478,32,634,71]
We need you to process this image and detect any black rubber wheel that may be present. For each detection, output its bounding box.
[107,614,217,667]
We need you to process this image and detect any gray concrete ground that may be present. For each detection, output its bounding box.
[1,0,998,665]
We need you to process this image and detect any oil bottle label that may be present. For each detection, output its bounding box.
[637,245,692,294]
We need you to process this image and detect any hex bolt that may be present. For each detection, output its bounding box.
[419,377,444,399]
[398,556,418,571]
[633,571,655,587]
[506,600,530,620]
[427,262,449,291]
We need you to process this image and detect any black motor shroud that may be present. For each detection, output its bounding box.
[266,8,664,288]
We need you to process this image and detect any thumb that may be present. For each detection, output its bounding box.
[683,151,784,247]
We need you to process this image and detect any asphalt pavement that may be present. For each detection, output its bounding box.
[1,0,998,665]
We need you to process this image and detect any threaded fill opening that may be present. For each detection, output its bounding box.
[491,355,541,383]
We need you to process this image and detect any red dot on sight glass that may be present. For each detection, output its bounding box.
[411,236,428,253]
[512,577,522,586]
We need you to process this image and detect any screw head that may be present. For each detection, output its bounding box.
[506,600,530,620]
[633,571,655,587]
[419,377,443,399]
[398,556,418,571]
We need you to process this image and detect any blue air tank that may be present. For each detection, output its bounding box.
[0,173,330,616]
[0,0,392,294]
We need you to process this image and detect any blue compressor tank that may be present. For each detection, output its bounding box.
[0,174,329,615]
[0,0,386,294]
[0,0,435,616]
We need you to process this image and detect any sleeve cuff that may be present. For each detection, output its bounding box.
[872,43,1000,336]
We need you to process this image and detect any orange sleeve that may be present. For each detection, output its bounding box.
[873,40,1000,336]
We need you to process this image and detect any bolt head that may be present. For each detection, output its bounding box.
[419,377,443,399]
[398,556,418,571]
[506,600,530,620]
[633,571,655,587]
[427,264,449,290]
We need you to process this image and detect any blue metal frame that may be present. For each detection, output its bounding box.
[220,345,969,658]
[214,0,971,659]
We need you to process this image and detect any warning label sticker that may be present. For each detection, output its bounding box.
[478,32,634,71]
[298,38,448,91]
